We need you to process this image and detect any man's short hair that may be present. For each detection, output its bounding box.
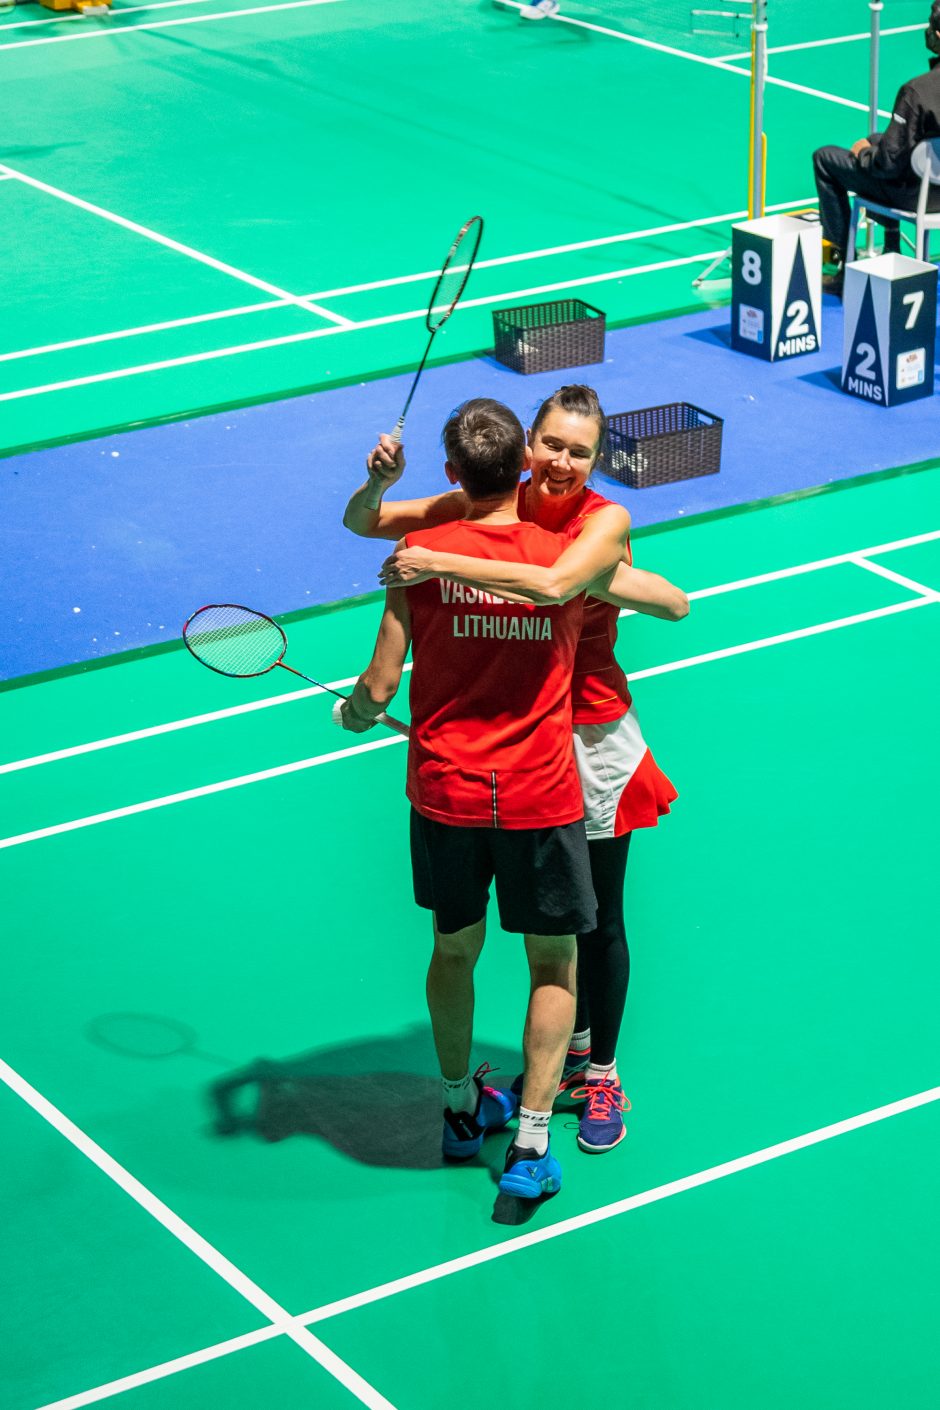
[442,398,525,500]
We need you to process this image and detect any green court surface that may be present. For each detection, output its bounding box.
[2,463,938,1409]
[0,0,929,456]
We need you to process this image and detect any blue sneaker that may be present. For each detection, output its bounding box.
[510,1045,591,1101]
[442,1064,518,1162]
[568,1076,629,1153]
[498,1139,562,1198]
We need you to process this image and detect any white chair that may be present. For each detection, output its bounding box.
[847,136,940,264]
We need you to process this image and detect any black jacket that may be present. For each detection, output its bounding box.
[858,58,940,185]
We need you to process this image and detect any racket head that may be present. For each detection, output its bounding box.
[183,603,286,679]
[426,215,483,333]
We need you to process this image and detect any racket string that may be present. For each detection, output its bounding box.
[184,605,286,677]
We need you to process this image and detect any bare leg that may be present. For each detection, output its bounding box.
[426,916,486,1080]
[520,933,577,1111]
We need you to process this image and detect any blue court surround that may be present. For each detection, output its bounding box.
[3,296,938,682]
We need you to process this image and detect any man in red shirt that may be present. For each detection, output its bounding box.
[339,398,596,1199]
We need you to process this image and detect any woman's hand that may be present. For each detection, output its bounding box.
[378,545,437,586]
[365,434,406,493]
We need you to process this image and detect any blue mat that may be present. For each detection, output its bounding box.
[3,296,938,682]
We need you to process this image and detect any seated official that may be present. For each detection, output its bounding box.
[813,2,940,292]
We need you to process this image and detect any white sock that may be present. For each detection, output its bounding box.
[587,1061,617,1084]
[569,1029,591,1054]
[441,1072,477,1114]
[516,1107,551,1155]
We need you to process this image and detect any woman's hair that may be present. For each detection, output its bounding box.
[442,398,526,499]
[530,384,607,467]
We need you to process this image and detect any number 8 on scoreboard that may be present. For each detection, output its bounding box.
[731,215,823,364]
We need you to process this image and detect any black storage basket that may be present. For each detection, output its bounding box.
[492,300,605,375]
[605,402,723,489]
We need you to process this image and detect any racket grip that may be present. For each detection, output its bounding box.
[332,698,409,737]
[376,710,410,737]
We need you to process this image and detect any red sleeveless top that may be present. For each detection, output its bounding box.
[517,483,632,726]
[403,518,585,829]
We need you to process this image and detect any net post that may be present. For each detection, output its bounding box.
[865,0,884,254]
[748,0,768,220]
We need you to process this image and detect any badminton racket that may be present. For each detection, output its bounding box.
[182,603,409,736]
[364,214,484,510]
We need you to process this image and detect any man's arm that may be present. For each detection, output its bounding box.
[857,82,920,180]
[343,434,468,541]
[588,562,689,621]
[339,586,413,732]
[378,504,631,604]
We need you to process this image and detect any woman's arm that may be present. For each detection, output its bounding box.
[378,503,631,604]
[343,435,468,541]
[590,563,689,621]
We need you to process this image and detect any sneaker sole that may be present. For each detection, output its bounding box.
[442,1138,484,1162]
[498,1170,561,1198]
[576,1125,627,1154]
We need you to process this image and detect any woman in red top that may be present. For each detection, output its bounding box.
[344,385,688,1154]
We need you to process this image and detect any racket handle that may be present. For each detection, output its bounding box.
[363,421,406,511]
[376,710,410,737]
[332,697,409,737]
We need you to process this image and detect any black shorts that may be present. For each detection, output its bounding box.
[410,808,597,937]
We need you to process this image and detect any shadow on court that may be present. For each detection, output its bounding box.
[85,1012,570,1218]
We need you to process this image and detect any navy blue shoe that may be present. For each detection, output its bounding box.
[567,1076,629,1153]
[510,1045,591,1101]
[442,1064,518,1162]
[498,1139,562,1198]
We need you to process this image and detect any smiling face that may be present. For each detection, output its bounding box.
[528,407,602,504]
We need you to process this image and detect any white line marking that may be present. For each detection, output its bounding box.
[0,0,345,50]
[0,161,351,326]
[3,597,936,849]
[630,596,934,681]
[298,1085,940,1327]
[0,731,406,850]
[848,554,940,600]
[37,1328,282,1410]
[0,1057,398,1410]
[722,23,924,60]
[0,0,229,29]
[679,529,940,603]
[4,528,938,776]
[0,198,818,368]
[494,0,889,115]
[497,0,739,69]
[34,1081,940,1408]
[0,249,724,402]
[0,681,349,774]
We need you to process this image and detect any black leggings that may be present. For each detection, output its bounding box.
[574,833,631,1067]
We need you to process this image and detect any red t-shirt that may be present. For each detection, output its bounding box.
[518,482,632,726]
[404,518,585,829]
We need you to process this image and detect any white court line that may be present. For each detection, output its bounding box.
[0,0,227,30]
[0,732,407,850]
[0,1057,398,1410]
[298,1084,940,1325]
[3,527,938,777]
[0,197,818,369]
[2,594,937,850]
[0,0,344,50]
[627,595,934,683]
[0,681,340,774]
[722,24,924,61]
[0,160,351,329]
[849,554,940,600]
[0,249,723,403]
[41,1081,940,1408]
[37,1328,282,1410]
[495,0,891,117]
